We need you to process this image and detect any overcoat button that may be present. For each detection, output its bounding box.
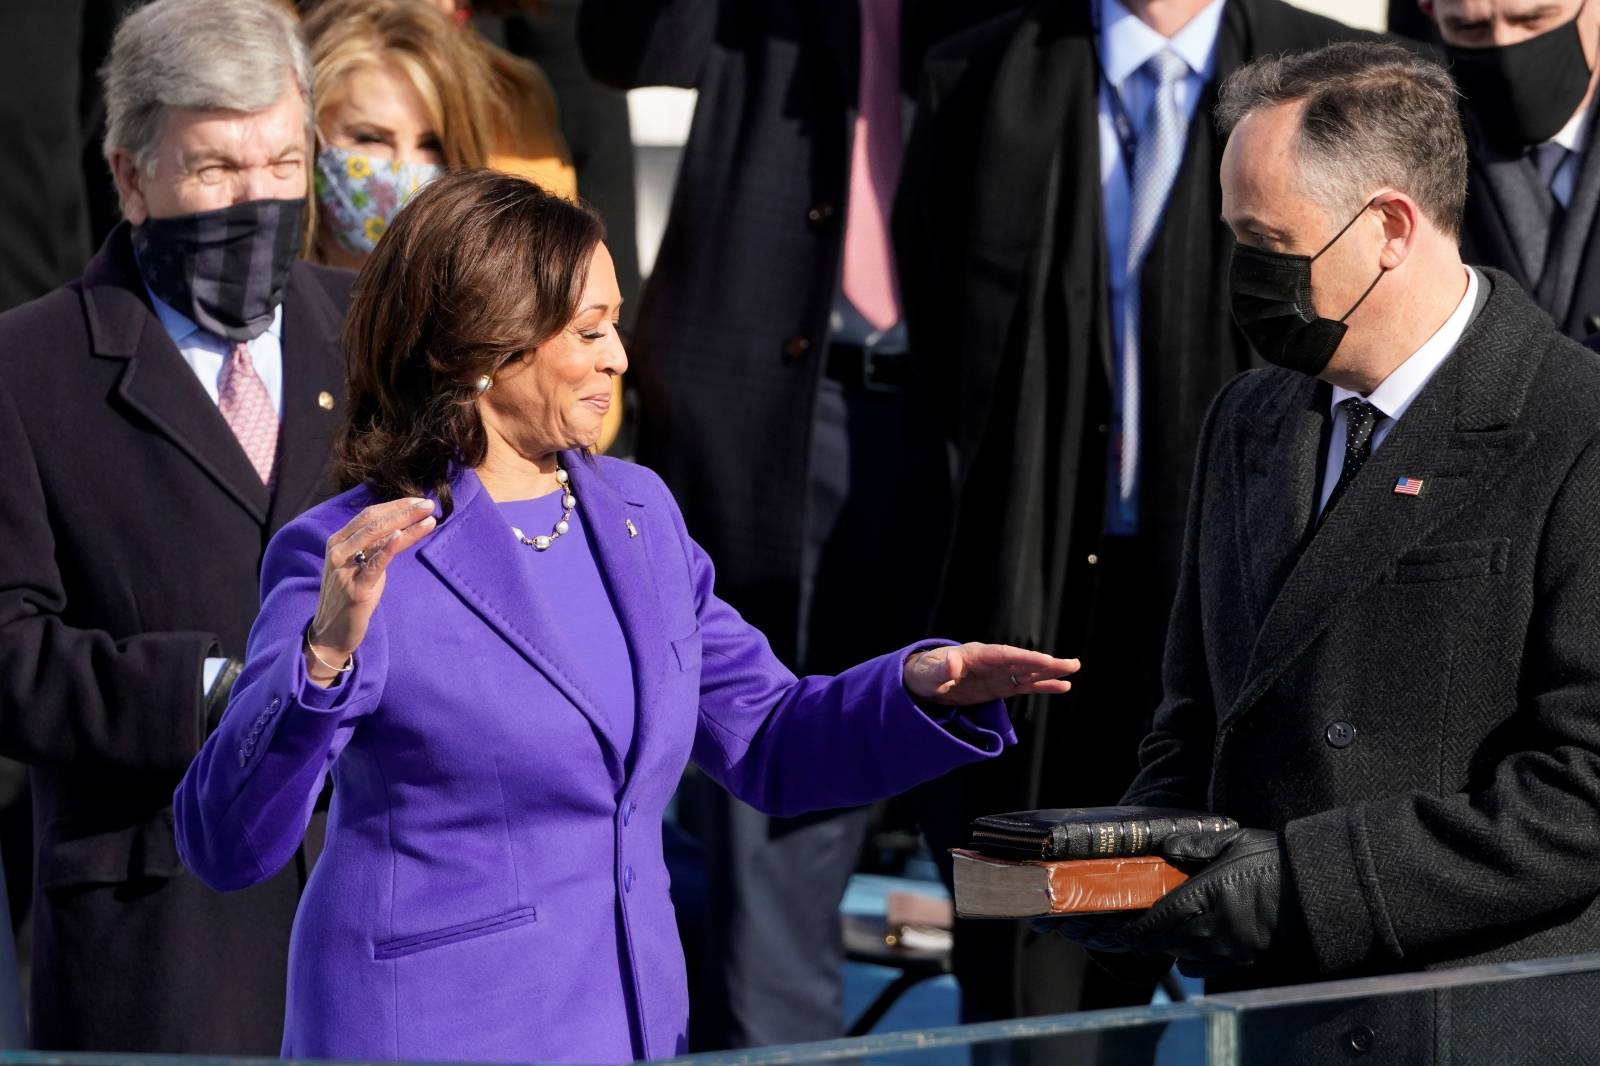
[1326,720,1356,749]
[806,202,836,225]
[783,336,811,361]
[1345,1024,1375,1054]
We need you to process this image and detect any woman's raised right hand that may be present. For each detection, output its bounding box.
[305,498,437,685]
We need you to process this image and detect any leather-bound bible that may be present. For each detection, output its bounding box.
[952,806,1237,918]
[951,850,1189,918]
[968,806,1237,861]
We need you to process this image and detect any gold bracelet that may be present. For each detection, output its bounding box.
[305,627,354,676]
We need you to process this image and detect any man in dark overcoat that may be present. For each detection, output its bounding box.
[0,0,350,1051]
[1060,41,1600,1062]
[895,0,1371,1023]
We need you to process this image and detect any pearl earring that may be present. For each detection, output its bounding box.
[474,375,492,394]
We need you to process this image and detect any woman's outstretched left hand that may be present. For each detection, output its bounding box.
[902,644,1079,706]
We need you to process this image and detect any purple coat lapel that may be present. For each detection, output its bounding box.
[566,454,671,771]
[416,463,634,763]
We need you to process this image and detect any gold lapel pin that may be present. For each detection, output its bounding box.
[625,519,639,538]
[317,390,335,411]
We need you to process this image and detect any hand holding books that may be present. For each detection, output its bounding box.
[952,807,1305,978]
[1050,826,1307,978]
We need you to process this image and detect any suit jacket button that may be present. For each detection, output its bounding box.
[1325,720,1356,749]
[783,335,811,361]
[806,201,836,225]
[623,865,635,892]
[1345,1025,1375,1054]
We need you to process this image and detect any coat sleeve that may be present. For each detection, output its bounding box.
[1121,376,1245,810]
[657,484,1016,818]
[576,0,719,91]
[1284,430,1600,975]
[173,514,387,892]
[0,376,215,773]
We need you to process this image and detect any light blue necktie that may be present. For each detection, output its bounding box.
[1114,48,1190,533]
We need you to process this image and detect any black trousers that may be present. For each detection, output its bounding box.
[915,533,1171,1064]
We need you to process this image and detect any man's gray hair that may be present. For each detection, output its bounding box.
[102,0,312,173]
[1216,41,1468,238]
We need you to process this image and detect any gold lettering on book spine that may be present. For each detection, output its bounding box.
[1095,825,1113,855]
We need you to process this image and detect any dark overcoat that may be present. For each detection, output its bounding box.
[576,0,1021,660]
[0,224,351,1052]
[1124,270,1600,1061]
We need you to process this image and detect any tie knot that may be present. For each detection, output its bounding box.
[1528,141,1571,190]
[1144,48,1190,88]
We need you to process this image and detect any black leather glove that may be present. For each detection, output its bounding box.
[1113,827,1304,978]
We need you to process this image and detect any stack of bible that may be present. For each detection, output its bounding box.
[951,807,1237,918]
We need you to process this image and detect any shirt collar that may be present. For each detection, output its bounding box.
[1100,0,1226,87]
[1330,266,1478,423]
[1550,99,1591,154]
[144,285,283,347]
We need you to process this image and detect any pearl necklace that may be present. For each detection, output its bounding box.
[509,467,576,551]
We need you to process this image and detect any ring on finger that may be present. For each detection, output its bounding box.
[1009,673,1020,687]
[352,549,370,569]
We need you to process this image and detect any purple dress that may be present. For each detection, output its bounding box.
[173,457,1015,1063]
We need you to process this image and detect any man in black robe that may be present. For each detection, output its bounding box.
[896,0,1370,1024]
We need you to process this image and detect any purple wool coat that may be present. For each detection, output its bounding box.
[173,456,1016,1062]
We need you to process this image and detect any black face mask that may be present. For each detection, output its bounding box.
[1228,200,1385,377]
[1447,3,1592,151]
[132,198,306,342]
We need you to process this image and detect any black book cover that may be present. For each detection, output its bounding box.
[968,806,1238,861]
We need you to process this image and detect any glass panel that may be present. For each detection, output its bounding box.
[668,1002,1215,1065]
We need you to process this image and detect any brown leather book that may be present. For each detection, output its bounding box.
[950,848,1189,918]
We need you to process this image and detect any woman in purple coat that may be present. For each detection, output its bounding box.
[173,170,1075,1063]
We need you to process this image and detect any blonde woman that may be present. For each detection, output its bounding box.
[303,0,610,444]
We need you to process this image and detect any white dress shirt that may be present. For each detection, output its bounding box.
[1317,266,1479,515]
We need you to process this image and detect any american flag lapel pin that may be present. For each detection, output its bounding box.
[1394,476,1425,497]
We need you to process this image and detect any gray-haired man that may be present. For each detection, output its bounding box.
[1056,40,1600,1060]
[0,0,351,1051]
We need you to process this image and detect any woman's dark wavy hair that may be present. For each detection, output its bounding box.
[334,169,605,515]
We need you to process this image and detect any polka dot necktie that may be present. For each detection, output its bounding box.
[1321,397,1382,523]
[218,341,279,488]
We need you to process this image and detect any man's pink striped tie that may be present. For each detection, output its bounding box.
[841,0,903,332]
[218,341,278,487]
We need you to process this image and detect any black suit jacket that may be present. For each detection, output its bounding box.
[0,0,120,313]
[1124,270,1600,1059]
[894,0,1369,811]
[0,225,352,1052]
[577,0,1020,662]
[898,0,1369,656]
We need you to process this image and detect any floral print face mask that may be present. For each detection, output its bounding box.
[314,143,444,257]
